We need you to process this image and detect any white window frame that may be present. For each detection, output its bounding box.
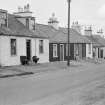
[66,44,68,56]
[88,44,91,54]
[39,40,44,54]
[75,44,79,56]
[53,44,58,57]
[11,39,17,56]
[66,44,70,56]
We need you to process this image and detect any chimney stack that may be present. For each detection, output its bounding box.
[71,21,81,33]
[84,26,92,36]
[97,29,104,38]
[48,13,59,30]
[14,4,32,17]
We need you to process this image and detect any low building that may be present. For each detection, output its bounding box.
[49,27,92,61]
[35,14,93,62]
[86,35,105,59]
[0,5,49,66]
[84,26,105,59]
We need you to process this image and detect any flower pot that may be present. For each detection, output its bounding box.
[32,56,39,64]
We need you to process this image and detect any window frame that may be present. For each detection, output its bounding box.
[26,18,29,29]
[11,39,17,56]
[39,40,44,54]
[66,44,70,56]
[75,44,79,56]
[88,44,91,54]
[53,44,58,57]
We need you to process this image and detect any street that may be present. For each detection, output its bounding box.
[0,61,105,105]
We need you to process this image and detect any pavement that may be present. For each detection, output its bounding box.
[0,60,85,78]
[0,58,104,78]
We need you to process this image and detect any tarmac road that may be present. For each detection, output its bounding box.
[0,62,105,105]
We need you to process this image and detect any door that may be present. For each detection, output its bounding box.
[70,44,74,60]
[100,49,103,58]
[60,44,64,61]
[26,40,31,61]
[98,48,100,58]
[82,44,86,58]
[79,44,82,59]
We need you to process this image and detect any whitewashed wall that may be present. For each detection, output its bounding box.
[0,36,26,66]
[0,36,49,66]
[95,48,99,58]
[35,38,49,63]
[102,47,105,58]
[86,43,93,58]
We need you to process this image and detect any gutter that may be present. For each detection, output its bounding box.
[0,33,49,39]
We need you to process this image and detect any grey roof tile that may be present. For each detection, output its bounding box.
[0,14,48,38]
[85,35,105,47]
[35,24,91,43]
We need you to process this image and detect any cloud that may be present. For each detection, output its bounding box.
[98,4,105,18]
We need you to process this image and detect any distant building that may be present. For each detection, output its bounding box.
[48,13,59,30]
[84,26,105,59]
[35,14,93,61]
[97,29,104,38]
[71,21,81,34]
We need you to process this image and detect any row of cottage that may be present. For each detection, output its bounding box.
[0,4,105,66]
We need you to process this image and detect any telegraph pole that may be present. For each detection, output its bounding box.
[67,0,71,66]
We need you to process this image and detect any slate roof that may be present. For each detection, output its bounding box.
[85,35,105,47]
[35,24,91,43]
[57,27,91,43]
[35,23,59,39]
[0,14,48,39]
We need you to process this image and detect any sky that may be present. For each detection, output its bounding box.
[1,0,105,34]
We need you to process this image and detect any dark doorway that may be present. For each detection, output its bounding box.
[26,40,31,61]
[98,48,100,58]
[82,44,86,58]
[70,44,74,60]
[100,49,103,58]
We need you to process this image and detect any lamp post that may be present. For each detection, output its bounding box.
[67,0,71,66]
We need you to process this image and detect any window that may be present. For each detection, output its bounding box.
[53,44,58,57]
[31,17,35,30]
[0,12,7,27]
[39,40,44,54]
[66,44,70,56]
[75,44,79,56]
[88,44,91,54]
[26,18,29,29]
[11,39,16,56]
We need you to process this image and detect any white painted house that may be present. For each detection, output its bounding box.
[0,5,49,66]
[85,26,105,59]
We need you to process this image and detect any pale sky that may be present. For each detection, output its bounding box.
[1,0,105,34]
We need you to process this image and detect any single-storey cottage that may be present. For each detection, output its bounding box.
[49,27,92,61]
[35,14,93,62]
[85,27,105,59]
[0,5,49,66]
[86,35,105,59]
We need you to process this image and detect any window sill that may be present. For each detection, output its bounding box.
[39,53,44,55]
[53,56,58,58]
[11,55,17,57]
